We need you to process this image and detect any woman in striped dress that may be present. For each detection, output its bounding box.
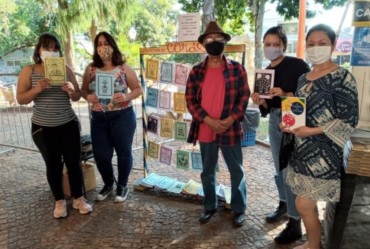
[16,33,92,218]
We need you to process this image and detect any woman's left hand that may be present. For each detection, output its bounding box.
[113,93,126,103]
[290,126,314,138]
[61,81,75,94]
[269,87,285,97]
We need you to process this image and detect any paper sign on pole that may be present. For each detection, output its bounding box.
[177,13,201,42]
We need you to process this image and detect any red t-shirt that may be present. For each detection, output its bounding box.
[198,66,225,142]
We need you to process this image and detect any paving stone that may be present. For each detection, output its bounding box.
[0,145,369,249]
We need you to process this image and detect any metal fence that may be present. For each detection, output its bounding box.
[0,73,144,159]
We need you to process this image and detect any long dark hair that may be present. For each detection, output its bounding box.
[92,31,126,68]
[33,33,62,64]
[263,26,287,52]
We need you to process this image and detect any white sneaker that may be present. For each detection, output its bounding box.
[73,197,92,214]
[54,200,67,218]
[114,186,129,203]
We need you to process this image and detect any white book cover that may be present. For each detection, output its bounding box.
[155,176,177,190]
[197,187,204,198]
[224,186,231,205]
[216,184,226,201]
[95,73,115,99]
[167,180,186,194]
[140,173,164,188]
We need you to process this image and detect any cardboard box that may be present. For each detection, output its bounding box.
[63,162,96,197]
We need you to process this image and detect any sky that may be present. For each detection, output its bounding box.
[307,3,353,31]
[264,2,354,34]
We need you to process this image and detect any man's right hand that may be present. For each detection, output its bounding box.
[204,116,228,134]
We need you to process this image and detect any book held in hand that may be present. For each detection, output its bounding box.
[44,57,66,85]
[253,69,275,99]
[281,96,306,130]
[95,73,114,99]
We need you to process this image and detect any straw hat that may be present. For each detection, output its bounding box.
[198,21,231,43]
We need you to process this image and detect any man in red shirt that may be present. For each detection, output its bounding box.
[186,21,250,226]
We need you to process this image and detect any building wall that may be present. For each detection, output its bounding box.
[0,47,34,86]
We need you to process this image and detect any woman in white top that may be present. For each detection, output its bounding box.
[16,33,92,218]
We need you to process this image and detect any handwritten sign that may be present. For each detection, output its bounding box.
[178,13,201,41]
[166,41,204,53]
[140,42,245,55]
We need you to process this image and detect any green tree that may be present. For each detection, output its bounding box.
[38,0,134,70]
[0,0,54,56]
[129,0,178,48]
[179,0,348,68]
[179,0,248,36]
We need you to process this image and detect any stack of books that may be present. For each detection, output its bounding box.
[133,173,232,207]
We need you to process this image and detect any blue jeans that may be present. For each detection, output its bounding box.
[91,107,136,187]
[269,108,299,219]
[199,142,247,213]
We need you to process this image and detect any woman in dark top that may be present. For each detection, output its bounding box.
[252,26,310,245]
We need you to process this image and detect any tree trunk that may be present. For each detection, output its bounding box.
[90,19,98,43]
[202,0,214,30]
[253,0,266,69]
[63,30,76,71]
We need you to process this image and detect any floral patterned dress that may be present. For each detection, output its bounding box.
[88,65,131,111]
[286,67,359,202]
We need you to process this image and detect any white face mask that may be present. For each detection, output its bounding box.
[40,51,60,62]
[264,47,284,61]
[305,46,332,65]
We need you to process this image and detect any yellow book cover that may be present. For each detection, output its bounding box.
[173,92,187,113]
[146,58,159,81]
[44,57,66,85]
[281,96,306,130]
[160,118,174,138]
[182,179,202,195]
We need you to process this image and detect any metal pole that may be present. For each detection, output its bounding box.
[139,53,149,178]
[336,0,352,38]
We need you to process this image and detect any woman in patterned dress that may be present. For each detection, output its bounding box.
[281,24,359,249]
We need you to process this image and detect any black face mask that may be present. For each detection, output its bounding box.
[205,41,225,56]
